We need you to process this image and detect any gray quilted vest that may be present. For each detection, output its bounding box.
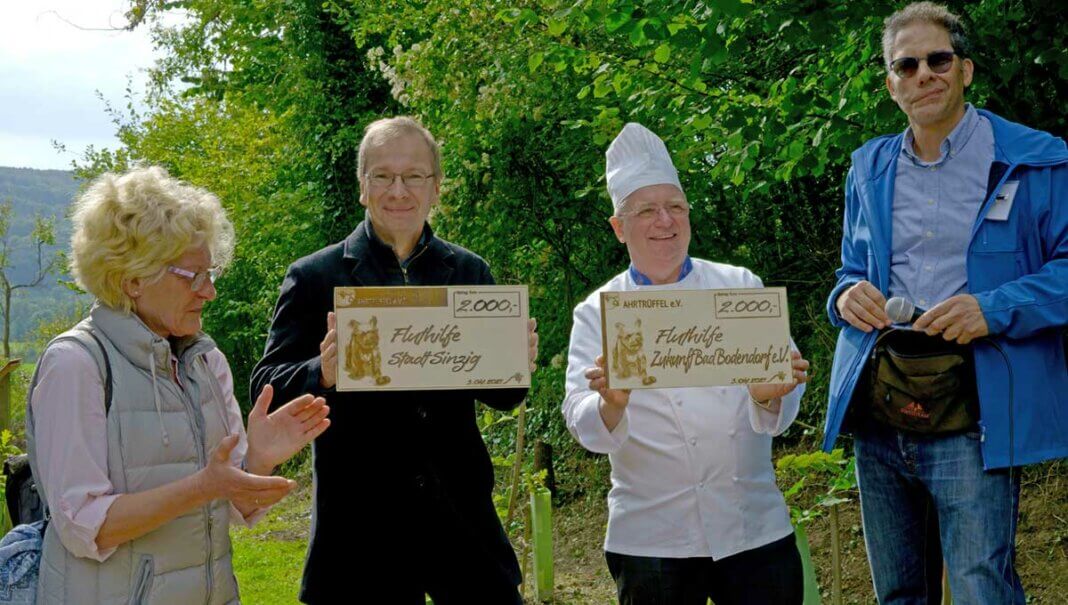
[26,305,240,604]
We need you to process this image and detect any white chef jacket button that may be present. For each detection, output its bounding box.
[732,476,739,482]
[728,429,737,438]
[689,438,697,446]
[698,482,704,489]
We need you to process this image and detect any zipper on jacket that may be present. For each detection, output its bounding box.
[399,243,429,285]
[205,510,214,605]
[176,355,214,605]
[828,331,877,448]
[131,554,155,603]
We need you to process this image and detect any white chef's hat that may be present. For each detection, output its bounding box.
[605,123,682,212]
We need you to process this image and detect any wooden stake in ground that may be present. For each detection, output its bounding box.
[518,484,532,599]
[830,503,842,605]
[505,401,527,527]
[0,359,20,435]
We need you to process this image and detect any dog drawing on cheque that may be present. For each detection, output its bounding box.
[613,319,656,386]
[345,316,391,385]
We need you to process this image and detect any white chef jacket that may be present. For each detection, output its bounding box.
[562,258,802,559]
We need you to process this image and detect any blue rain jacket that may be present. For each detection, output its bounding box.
[823,110,1068,469]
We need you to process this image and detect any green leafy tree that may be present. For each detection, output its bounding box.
[74,0,398,405]
[0,200,58,429]
[80,0,1066,496]
[340,0,1067,454]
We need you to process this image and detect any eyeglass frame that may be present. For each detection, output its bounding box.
[617,200,691,221]
[887,50,959,79]
[364,172,438,190]
[167,265,222,292]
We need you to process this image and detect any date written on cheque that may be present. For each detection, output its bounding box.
[467,378,504,385]
[466,371,526,386]
[731,370,789,385]
[730,376,764,386]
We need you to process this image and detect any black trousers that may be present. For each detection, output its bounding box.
[303,490,521,605]
[388,494,522,605]
[605,533,803,605]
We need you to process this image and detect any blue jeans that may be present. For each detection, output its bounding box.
[853,423,1024,604]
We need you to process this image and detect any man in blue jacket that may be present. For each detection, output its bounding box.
[824,3,1068,603]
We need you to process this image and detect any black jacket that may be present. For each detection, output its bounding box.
[251,220,525,602]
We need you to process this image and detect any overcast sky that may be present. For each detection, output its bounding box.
[0,1,176,171]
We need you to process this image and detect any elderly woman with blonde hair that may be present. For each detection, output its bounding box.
[25,166,330,604]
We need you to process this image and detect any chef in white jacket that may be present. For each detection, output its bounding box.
[563,123,811,605]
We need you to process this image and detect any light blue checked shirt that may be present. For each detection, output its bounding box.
[889,104,995,310]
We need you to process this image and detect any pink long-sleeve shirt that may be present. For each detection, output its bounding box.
[29,340,265,562]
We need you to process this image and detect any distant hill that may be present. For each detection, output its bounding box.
[0,166,87,353]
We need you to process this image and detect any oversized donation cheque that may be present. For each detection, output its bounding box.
[334,285,531,391]
[600,288,793,389]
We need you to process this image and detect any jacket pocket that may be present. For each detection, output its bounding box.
[129,554,155,605]
[969,250,1026,291]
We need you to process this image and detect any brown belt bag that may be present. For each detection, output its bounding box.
[868,328,979,434]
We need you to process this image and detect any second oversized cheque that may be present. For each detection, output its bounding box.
[600,288,793,390]
[334,285,531,391]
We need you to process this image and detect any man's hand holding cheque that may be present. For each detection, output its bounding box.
[585,354,631,432]
[747,350,811,413]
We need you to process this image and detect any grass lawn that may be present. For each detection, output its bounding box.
[232,532,306,604]
[231,484,311,605]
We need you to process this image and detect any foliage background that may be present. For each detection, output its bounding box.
[58,0,1068,502]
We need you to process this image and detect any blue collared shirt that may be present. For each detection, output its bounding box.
[629,256,694,285]
[889,104,995,309]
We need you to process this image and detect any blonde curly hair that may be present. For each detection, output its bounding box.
[70,167,235,313]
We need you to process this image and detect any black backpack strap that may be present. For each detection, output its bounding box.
[48,328,113,415]
[82,329,113,414]
[22,327,113,526]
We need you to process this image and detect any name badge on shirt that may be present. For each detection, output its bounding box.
[986,181,1018,221]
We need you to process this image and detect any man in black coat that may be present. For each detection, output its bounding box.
[251,116,538,604]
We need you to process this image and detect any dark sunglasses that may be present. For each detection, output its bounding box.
[888,50,957,78]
